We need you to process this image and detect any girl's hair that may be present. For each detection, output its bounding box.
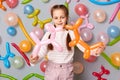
[48,4,71,51]
[50,4,69,20]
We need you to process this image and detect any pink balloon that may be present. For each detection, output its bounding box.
[4,12,18,26]
[6,0,19,8]
[80,28,93,42]
[97,32,109,45]
[32,27,44,40]
[74,3,88,16]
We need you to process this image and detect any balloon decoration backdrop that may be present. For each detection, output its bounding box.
[0,0,120,80]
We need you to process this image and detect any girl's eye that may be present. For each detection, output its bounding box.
[54,17,58,19]
[61,17,65,19]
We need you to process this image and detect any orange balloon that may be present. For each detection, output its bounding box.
[19,40,32,53]
[110,52,120,67]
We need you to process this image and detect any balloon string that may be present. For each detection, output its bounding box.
[108,36,120,46]
[101,52,119,70]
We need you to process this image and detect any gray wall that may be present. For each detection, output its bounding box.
[0,0,120,80]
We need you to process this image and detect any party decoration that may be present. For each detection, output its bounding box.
[11,56,24,69]
[93,9,106,23]
[108,35,120,46]
[110,52,120,67]
[27,9,52,29]
[6,0,18,8]
[40,60,47,72]
[74,3,94,30]
[92,65,110,80]
[109,3,120,24]
[24,4,34,14]
[74,3,88,16]
[19,40,32,53]
[0,74,17,80]
[32,27,44,40]
[66,0,80,4]
[7,26,17,36]
[117,11,120,20]
[30,23,63,58]
[0,0,6,11]
[21,0,32,4]
[11,43,31,66]
[101,52,119,70]
[0,42,15,68]
[85,55,97,62]
[41,0,49,3]
[23,73,44,80]
[97,32,109,45]
[80,14,94,30]
[5,12,18,26]
[66,18,105,59]
[80,28,93,42]
[89,0,120,5]
[73,61,84,74]
[18,17,35,46]
[107,25,120,38]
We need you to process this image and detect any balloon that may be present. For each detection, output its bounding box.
[7,26,17,36]
[11,43,31,66]
[21,0,32,4]
[110,52,120,67]
[97,32,110,45]
[11,56,24,69]
[74,3,88,16]
[18,17,35,46]
[108,35,120,46]
[23,73,44,80]
[93,9,106,23]
[92,65,110,80]
[101,52,119,70]
[41,0,49,3]
[0,42,15,68]
[80,28,93,42]
[0,74,17,80]
[80,14,94,30]
[24,5,34,14]
[117,11,120,21]
[6,0,19,8]
[85,55,97,62]
[73,61,84,74]
[32,27,44,40]
[66,0,80,4]
[30,23,63,58]
[107,25,120,38]
[0,0,6,11]
[27,9,52,29]
[5,12,18,26]
[19,40,32,53]
[40,60,47,72]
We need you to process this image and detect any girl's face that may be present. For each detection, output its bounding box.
[52,9,67,28]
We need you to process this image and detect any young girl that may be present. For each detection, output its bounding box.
[30,4,74,80]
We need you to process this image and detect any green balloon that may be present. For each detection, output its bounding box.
[41,0,49,3]
[11,56,24,69]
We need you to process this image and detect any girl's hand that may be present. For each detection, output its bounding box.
[29,54,39,64]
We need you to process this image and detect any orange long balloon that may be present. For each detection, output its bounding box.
[65,18,104,59]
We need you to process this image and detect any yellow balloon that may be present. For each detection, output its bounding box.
[19,40,32,53]
[110,52,120,67]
